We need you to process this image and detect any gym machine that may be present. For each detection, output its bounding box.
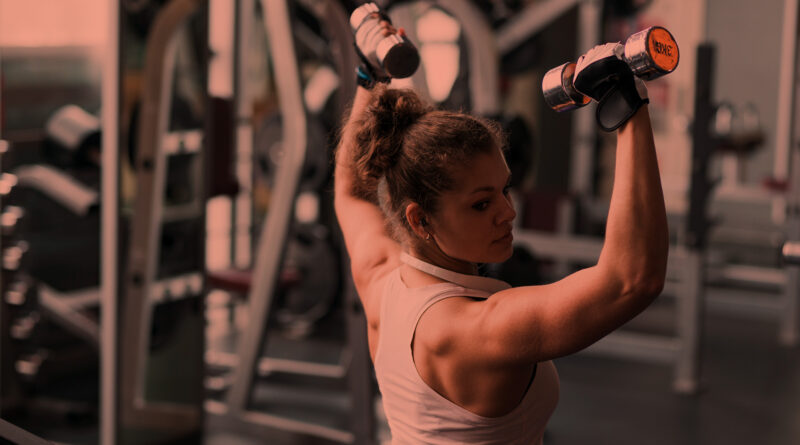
[87,0,211,442]
[203,0,377,443]
[0,0,212,440]
[0,76,104,439]
[0,139,27,416]
[691,0,800,348]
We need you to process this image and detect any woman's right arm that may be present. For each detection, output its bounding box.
[334,86,401,306]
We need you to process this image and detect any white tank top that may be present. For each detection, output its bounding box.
[374,253,560,444]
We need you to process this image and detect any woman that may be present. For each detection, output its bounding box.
[334,20,668,445]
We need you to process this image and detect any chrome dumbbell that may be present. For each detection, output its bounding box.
[783,242,800,265]
[543,26,680,112]
[350,2,420,79]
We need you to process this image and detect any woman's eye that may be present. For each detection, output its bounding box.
[503,185,511,195]
[473,201,489,211]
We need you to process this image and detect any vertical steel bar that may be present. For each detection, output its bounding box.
[225,0,307,413]
[100,1,120,442]
[781,0,800,347]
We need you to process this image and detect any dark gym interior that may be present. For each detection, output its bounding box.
[0,0,799,444]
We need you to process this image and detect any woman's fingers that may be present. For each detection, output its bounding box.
[380,20,397,37]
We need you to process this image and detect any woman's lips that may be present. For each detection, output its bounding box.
[494,232,513,243]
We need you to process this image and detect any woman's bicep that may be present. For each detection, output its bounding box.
[481,265,657,364]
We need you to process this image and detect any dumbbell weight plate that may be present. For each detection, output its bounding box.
[44,105,101,168]
[275,223,340,338]
[542,62,591,112]
[624,26,679,81]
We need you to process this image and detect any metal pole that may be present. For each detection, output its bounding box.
[774,0,799,187]
[100,0,120,442]
[234,0,254,269]
[779,0,800,347]
[569,0,602,197]
[673,43,719,394]
[674,247,703,393]
[782,101,800,346]
[119,0,203,429]
[225,0,308,413]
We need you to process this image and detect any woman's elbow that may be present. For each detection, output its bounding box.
[626,274,665,303]
[642,277,665,299]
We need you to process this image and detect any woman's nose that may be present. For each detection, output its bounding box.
[497,193,516,225]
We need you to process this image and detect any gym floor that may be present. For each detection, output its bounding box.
[204,286,800,445]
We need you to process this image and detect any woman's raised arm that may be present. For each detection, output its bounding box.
[334,86,402,305]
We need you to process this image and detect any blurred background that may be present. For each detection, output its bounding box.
[0,0,798,444]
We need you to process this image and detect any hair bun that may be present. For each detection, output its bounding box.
[360,85,431,177]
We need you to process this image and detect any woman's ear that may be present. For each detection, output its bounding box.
[405,202,429,240]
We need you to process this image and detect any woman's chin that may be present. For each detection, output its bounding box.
[482,246,514,264]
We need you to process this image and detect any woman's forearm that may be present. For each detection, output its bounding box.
[334,86,373,200]
[598,106,669,294]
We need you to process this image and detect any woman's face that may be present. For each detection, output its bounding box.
[429,147,516,264]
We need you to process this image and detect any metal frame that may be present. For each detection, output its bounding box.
[205,1,379,442]
[695,2,800,347]
[570,0,603,197]
[119,0,203,431]
[36,272,203,354]
[223,0,308,416]
[437,0,501,116]
[207,0,355,441]
[100,0,120,442]
[233,0,254,270]
[780,0,800,346]
[775,0,799,197]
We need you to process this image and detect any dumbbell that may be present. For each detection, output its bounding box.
[1,206,24,238]
[542,26,679,112]
[44,104,101,168]
[350,2,419,79]
[783,242,800,265]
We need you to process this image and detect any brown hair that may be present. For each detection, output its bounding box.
[342,84,506,244]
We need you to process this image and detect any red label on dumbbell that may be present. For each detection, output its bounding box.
[648,28,679,72]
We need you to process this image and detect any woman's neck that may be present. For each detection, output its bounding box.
[408,244,478,276]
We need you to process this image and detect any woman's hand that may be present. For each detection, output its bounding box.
[375,15,405,38]
[573,42,649,131]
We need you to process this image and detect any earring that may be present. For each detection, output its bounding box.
[425,233,431,241]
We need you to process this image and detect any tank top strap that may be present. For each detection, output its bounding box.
[411,285,487,337]
[400,252,511,294]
